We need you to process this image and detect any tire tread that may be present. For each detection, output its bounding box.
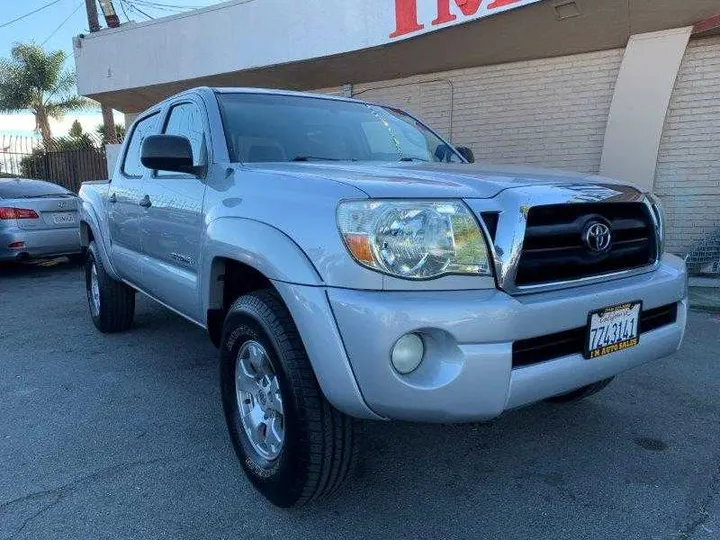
[227,290,354,506]
[88,242,134,333]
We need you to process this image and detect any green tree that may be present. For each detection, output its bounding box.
[67,119,95,148]
[0,43,88,144]
[95,123,126,145]
[69,119,84,138]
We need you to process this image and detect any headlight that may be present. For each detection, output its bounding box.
[337,200,492,279]
[646,193,665,256]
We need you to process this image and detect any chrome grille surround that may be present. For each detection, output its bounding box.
[465,183,662,295]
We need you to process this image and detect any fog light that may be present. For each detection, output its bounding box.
[391,333,424,374]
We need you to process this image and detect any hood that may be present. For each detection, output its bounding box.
[245,162,635,199]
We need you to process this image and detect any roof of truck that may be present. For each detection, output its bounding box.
[210,87,363,104]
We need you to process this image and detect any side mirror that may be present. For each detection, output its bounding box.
[141,135,202,175]
[456,146,475,163]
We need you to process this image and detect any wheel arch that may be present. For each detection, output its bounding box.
[203,217,324,345]
[79,201,120,280]
[205,256,279,346]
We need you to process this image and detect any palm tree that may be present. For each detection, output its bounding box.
[0,44,88,144]
[95,123,126,145]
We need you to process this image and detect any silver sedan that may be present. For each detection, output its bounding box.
[0,178,82,262]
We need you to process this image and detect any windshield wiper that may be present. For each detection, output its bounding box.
[292,155,356,162]
[399,157,430,162]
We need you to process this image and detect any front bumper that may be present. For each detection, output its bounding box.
[275,255,687,422]
[0,227,81,261]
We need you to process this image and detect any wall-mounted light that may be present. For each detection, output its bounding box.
[552,1,582,21]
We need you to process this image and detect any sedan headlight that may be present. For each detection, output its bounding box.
[337,200,493,279]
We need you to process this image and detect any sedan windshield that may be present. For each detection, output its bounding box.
[216,93,463,164]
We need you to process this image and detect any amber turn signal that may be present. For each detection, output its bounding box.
[343,233,374,264]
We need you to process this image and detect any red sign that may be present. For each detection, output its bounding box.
[390,0,539,39]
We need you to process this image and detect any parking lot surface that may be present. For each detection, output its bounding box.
[1,262,719,540]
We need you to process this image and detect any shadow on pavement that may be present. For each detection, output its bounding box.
[0,257,83,279]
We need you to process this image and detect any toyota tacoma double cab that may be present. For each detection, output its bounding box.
[79,87,688,507]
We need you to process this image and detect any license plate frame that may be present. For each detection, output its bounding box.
[584,300,643,359]
[52,213,76,225]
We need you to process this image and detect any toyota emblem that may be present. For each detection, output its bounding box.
[583,221,612,254]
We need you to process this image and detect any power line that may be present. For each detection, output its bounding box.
[118,0,206,23]
[0,0,63,29]
[119,0,206,19]
[126,2,154,20]
[41,2,83,45]
[132,0,203,10]
[118,0,132,22]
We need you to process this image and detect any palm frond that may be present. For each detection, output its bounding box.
[0,43,85,118]
[45,96,92,119]
[0,61,33,111]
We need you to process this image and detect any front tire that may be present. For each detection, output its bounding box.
[220,290,356,508]
[545,377,615,403]
[85,242,135,333]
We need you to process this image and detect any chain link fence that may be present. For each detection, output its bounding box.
[0,134,110,193]
[684,227,720,310]
[685,228,720,276]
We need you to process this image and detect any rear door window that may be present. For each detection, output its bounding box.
[122,113,159,178]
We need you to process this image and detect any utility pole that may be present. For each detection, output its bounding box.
[84,0,100,31]
[84,0,119,144]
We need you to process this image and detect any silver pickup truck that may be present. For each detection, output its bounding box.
[79,87,688,507]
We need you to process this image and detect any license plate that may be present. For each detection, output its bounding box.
[52,213,75,225]
[585,301,642,359]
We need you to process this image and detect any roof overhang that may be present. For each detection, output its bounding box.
[73,0,720,113]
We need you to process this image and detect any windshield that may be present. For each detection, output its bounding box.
[216,93,463,164]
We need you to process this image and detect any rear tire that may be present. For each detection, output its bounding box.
[220,289,356,508]
[545,377,614,403]
[85,242,135,333]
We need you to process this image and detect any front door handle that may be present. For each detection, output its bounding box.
[108,192,117,204]
[138,195,152,208]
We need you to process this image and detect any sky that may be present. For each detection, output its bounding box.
[0,0,223,137]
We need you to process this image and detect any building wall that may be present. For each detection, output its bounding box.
[74,0,543,99]
[322,48,625,175]
[655,35,720,255]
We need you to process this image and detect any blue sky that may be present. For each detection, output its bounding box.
[0,0,222,136]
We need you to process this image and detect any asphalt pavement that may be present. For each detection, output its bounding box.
[1,262,719,540]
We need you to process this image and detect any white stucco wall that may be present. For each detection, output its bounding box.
[600,28,692,191]
[105,144,122,179]
[74,0,542,97]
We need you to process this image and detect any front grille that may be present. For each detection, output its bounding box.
[512,303,678,368]
[515,203,657,286]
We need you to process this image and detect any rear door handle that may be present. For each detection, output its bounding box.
[138,195,152,208]
[108,192,117,204]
